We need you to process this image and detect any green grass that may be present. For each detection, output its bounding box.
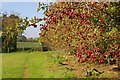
[2,51,74,78]
[2,52,28,78]
[17,42,41,48]
[0,54,2,78]
[2,51,119,78]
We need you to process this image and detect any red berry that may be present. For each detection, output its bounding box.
[76,13,81,17]
[39,33,45,36]
[81,35,86,40]
[79,19,83,23]
[69,12,75,19]
[99,58,104,64]
[76,53,81,58]
[100,7,104,11]
[87,50,92,57]
[82,46,87,52]
[99,19,104,24]
[91,55,96,59]
[81,58,86,63]
[70,19,73,24]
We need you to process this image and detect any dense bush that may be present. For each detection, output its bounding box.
[37,2,120,64]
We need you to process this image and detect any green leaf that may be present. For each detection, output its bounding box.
[37,8,41,12]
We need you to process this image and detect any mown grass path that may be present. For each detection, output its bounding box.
[2,51,74,78]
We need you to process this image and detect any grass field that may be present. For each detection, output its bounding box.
[17,42,41,48]
[2,51,119,78]
[17,42,43,51]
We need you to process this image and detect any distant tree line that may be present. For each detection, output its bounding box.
[17,35,39,42]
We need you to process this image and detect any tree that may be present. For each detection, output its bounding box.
[36,2,120,64]
[17,35,27,42]
[0,16,2,53]
[2,13,29,53]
